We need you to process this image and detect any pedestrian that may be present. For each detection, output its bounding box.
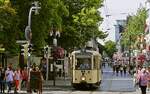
[134,70,138,88]
[40,57,47,80]
[112,60,116,74]
[120,65,123,77]
[0,66,5,93]
[21,67,28,88]
[112,64,116,75]
[116,64,120,76]
[5,67,14,93]
[135,66,142,89]
[138,68,149,94]
[147,66,150,91]
[123,64,127,76]
[14,67,22,93]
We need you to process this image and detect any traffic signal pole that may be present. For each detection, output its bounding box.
[45,46,49,81]
[53,38,57,86]
[25,1,40,72]
[50,27,60,86]
[24,1,41,92]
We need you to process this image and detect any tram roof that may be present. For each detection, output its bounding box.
[71,49,100,55]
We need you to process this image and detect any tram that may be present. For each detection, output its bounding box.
[70,48,102,89]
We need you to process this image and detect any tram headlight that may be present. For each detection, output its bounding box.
[81,76,86,81]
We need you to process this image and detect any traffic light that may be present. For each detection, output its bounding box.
[44,46,48,54]
[28,44,33,56]
[44,45,52,58]
[20,45,25,56]
[19,44,27,68]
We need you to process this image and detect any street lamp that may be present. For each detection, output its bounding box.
[50,27,60,47]
[25,1,41,43]
[25,2,40,91]
[25,1,41,68]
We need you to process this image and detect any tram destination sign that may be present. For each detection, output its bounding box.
[75,52,92,58]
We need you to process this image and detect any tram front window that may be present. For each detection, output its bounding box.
[75,58,91,70]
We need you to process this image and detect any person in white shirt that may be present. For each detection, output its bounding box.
[5,67,14,93]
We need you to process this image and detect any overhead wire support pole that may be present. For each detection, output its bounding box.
[26,2,41,68]
[28,6,41,27]
[25,1,41,92]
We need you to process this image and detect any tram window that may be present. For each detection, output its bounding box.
[93,56,97,69]
[75,58,91,70]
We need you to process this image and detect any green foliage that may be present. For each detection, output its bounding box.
[60,0,105,49]
[104,40,117,58]
[0,1,19,55]
[72,0,104,41]
[0,0,105,55]
[121,8,147,49]
[11,0,69,52]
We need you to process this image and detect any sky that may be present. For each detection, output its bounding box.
[100,0,147,42]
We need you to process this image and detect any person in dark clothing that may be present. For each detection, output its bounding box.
[120,65,123,76]
[0,68,5,93]
[40,57,47,80]
[123,64,127,76]
[112,64,116,75]
[116,65,120,76]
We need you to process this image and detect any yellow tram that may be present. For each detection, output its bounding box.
[70,48,102,89]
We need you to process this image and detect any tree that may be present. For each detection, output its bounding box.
[104,40,117,58]
[121,8,147,50]
[11,0,69,54]
[0,0,19,55]
[6,0,105,55]
[59,0,106,50]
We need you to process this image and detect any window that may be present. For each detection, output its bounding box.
[75,58,91,70]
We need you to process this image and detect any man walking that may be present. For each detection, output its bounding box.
[5,67,14,93]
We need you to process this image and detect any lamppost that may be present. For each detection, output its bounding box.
[25,1,41,69]
[50,27,60,86]
[25,1,40,91]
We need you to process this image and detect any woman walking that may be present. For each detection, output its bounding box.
[14,68,22,93]
[21,67,28,88]
[138,68,149,94]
